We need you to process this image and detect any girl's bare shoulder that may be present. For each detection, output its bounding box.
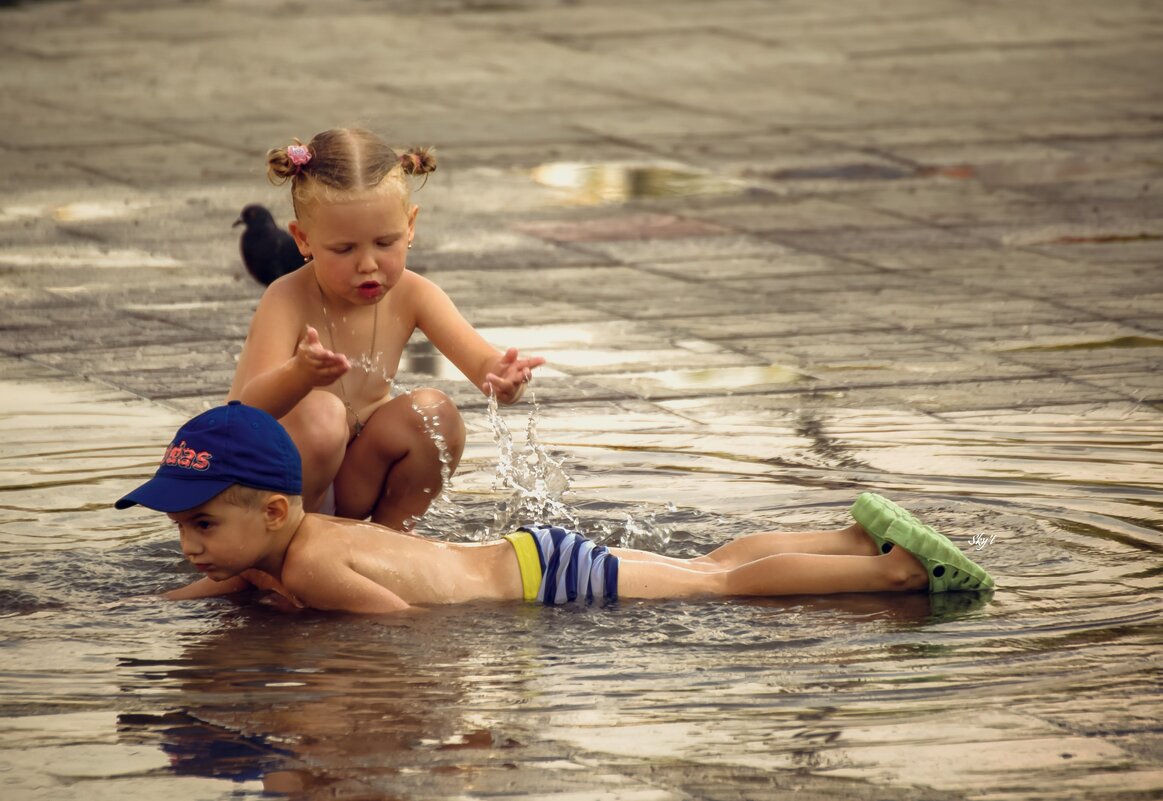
[258,266,316,314]
[395,269,445,300]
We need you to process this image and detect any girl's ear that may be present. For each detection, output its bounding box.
[289,220,311,258]
[407,205,419,246]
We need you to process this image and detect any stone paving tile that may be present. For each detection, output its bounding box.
[997,345,1163,376]
[733,331,1047,385]
[515,213,730,243]
[862,295,1112,329]
[416,247,614,272]
[532,345,761,377]
[688,197,914,233]
[1124,317,1163,335]
[25,339,235,379]
[473,319,708,352]
[0,313,226,357]
[945,321,1161,349]
[641,253,871,281]
[593,290,783,321]
[1024,239,1163,266]
[854,246,1089,276]
[1075,372,1163,404]
[446,301,615,329]
[717,269,940,299]
[587,363,811,402]
[651,311,903,341]
[765,224,994,255]
[563,233,791,265]
[1063,293,1163,320]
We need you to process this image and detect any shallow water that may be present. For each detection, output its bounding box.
[1,376,1161,800]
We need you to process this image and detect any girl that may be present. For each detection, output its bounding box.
[228,127,544,531]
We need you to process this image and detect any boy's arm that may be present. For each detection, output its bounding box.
[162,575,252,601]
[285,561,414,615]
[409,275,544,404]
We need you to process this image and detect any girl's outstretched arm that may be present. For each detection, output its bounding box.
[229,279,349,418]
[483,347,545,404]
[409,274,544,404]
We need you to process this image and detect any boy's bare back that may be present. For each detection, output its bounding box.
[278,514,524,612]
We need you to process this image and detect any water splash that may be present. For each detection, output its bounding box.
[458,392,676,552]
[411,391,456,501]
[479,389,576,538]
[590,502,675,552]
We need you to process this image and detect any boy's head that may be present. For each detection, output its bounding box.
[115,401,302,513]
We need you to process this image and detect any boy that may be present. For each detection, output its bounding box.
[116,403,995,614]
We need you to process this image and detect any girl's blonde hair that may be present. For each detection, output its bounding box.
[266,127,436,217]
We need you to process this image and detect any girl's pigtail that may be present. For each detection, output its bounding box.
[266,139,310,185]
[399,147,437,178]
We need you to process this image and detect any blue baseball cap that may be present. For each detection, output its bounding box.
[115,401,302,512]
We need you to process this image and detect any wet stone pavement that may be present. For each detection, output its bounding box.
[1,0,1162,799]
[0,0,1159,424]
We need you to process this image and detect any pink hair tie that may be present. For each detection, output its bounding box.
[287,144,312,170]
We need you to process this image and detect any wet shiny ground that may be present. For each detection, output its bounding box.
[1,377,1160,801]
[3,1,1163,797]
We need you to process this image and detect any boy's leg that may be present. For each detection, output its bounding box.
[278,391,348,513]
[692,523,880,566]
[609,524,879,569]
[333,388,466,530]
[616,547,927,600]
[722,547,927,596]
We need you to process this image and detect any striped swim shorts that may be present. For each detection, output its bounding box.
[503,524,619,606]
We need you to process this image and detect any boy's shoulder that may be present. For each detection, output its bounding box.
[278,514,354,590]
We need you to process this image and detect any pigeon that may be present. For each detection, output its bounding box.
[233,204,305,286]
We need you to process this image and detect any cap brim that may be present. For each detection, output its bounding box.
[114,475,235,513]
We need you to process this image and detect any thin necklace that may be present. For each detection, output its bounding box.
[315,277,377,438]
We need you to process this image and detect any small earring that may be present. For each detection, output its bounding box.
[408,242,413,249]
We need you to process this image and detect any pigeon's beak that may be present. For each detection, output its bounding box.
[232,217,243,228]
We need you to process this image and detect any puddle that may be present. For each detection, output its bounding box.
[530,162,744,205]
[1,375,1161,800]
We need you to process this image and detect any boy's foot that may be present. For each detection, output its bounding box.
[851,493,995,593]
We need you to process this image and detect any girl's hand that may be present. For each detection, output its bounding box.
[294,326,351,387]
[483,348,545,404]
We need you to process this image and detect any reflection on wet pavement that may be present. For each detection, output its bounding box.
[2,373,1160,799]
[531,162,745,205]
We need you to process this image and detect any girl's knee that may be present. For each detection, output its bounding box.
[405,388,466,451]
[282,393,348,466]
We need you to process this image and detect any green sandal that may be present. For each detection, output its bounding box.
[850,492,995,593]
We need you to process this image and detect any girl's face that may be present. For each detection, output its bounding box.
[291,189,418,306]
